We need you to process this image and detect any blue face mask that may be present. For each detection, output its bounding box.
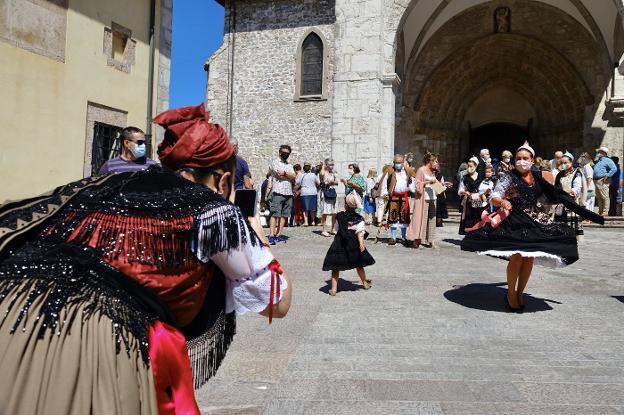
[131,143,147,159]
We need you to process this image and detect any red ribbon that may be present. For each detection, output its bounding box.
[392,191,410,218]
[268,259,283,324]
[464,208,510,232]
[148,321,200,415]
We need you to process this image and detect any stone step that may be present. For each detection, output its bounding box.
[443,212,624,228]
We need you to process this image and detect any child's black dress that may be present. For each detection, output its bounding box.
[322,210,376,271]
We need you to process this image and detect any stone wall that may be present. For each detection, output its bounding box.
[0,0,68,62]
[154,0,173,148]
[206,0,336,184]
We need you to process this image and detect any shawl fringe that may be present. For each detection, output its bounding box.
[187,311,236,389]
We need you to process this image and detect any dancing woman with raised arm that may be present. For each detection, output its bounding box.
[461,141,603,312]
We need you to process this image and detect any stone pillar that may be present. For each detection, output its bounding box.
[331,0,388,182]
[380,73,400,167]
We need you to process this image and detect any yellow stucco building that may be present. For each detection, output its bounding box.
[0,0,172,202]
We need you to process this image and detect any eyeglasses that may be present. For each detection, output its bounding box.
[134,140,146,146]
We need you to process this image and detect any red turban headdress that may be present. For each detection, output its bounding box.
[154,104,234,170]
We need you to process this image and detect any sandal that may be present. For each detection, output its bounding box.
[321,231,331,237]
[328,289,337,296]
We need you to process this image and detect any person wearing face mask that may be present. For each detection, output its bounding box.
[499,150,513,175]
[457,157,483,235]
[461,141,603,312]
[267,145,297,244]
[98,126,158,174]
[477,148,490,179]
[407,152,442,248]
[593,146,618,216]
[554,152,586,237]
[382,154,414,245]
[0,104,292,414]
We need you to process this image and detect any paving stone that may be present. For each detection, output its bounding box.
[197,226,624,414]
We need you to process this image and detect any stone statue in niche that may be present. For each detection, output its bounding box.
[494,7,511,33]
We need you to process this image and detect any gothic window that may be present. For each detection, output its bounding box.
[300,32,324,97]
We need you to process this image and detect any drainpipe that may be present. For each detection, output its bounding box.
[146,0,157,156]
[228,0,236,136]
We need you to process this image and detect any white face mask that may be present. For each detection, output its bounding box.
[559,163,571,172]
[503,158,511,163]
[515,159,532,173]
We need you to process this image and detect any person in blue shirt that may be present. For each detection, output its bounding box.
[231,138,253,190]
[593,146,618,216]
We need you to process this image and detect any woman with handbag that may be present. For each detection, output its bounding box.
[458,158,484,235]
[320,159,339,237]
[461,142,603,312]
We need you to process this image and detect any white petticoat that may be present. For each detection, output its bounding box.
[478,250,565,268]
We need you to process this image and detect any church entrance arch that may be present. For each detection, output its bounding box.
[469,123,528,162]
[390,0,613,177]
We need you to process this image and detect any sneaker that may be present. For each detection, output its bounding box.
[268,236,276,245]
[277,235,287,243]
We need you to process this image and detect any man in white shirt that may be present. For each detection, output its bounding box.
[267,145,296,244]
[383,154,411,245]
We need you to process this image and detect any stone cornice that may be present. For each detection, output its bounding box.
[381,73,401,88]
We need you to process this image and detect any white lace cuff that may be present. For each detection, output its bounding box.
[225,265,288,315]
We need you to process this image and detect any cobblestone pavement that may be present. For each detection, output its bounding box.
[197,225,624,415]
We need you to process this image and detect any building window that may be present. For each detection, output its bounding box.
[301,33,323,96]
[103,22,136,73]
[91,122,123,175]
[295,30,328,101]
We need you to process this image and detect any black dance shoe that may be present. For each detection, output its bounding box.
[504,295,522,313]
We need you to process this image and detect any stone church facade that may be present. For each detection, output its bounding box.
[206,0,624,181]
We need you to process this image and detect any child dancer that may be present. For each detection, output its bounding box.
[322,193,375,296]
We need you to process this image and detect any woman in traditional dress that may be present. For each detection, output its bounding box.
[322,192,374,296]
[458,158,483,235]
[0,104,292,414]
[498,150,513,176]
[341,163,366,214]
[554,152,586,238]
[461,142,602,311]
[408,152,440,248]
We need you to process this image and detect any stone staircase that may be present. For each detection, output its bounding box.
[444,208,624,228]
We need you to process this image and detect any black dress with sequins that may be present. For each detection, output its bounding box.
[461,170,603,267]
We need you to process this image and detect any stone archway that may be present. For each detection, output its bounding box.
[390,0,613,175]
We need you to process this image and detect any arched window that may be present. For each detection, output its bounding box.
[300,32,324,97]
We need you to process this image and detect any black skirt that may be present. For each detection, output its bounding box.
[461,209,578,267]
[322,211,376,272]
[459,204,484,236]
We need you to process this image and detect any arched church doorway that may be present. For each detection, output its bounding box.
[468,122,528,162]
[392,0,613,177]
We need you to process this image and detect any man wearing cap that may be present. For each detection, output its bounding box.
[593,146,618,216]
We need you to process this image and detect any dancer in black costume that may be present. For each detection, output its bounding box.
[322,192,375,296]
[458,158,483,235]
[461,142,603,311]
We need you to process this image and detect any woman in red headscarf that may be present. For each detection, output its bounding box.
[0,104,292,415]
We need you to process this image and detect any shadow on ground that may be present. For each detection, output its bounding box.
[612,296,624,304]
[444,282,561,313]
[442,238,463,246]
[319,279,367,294]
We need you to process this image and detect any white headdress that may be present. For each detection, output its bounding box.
[516,141,535,157]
